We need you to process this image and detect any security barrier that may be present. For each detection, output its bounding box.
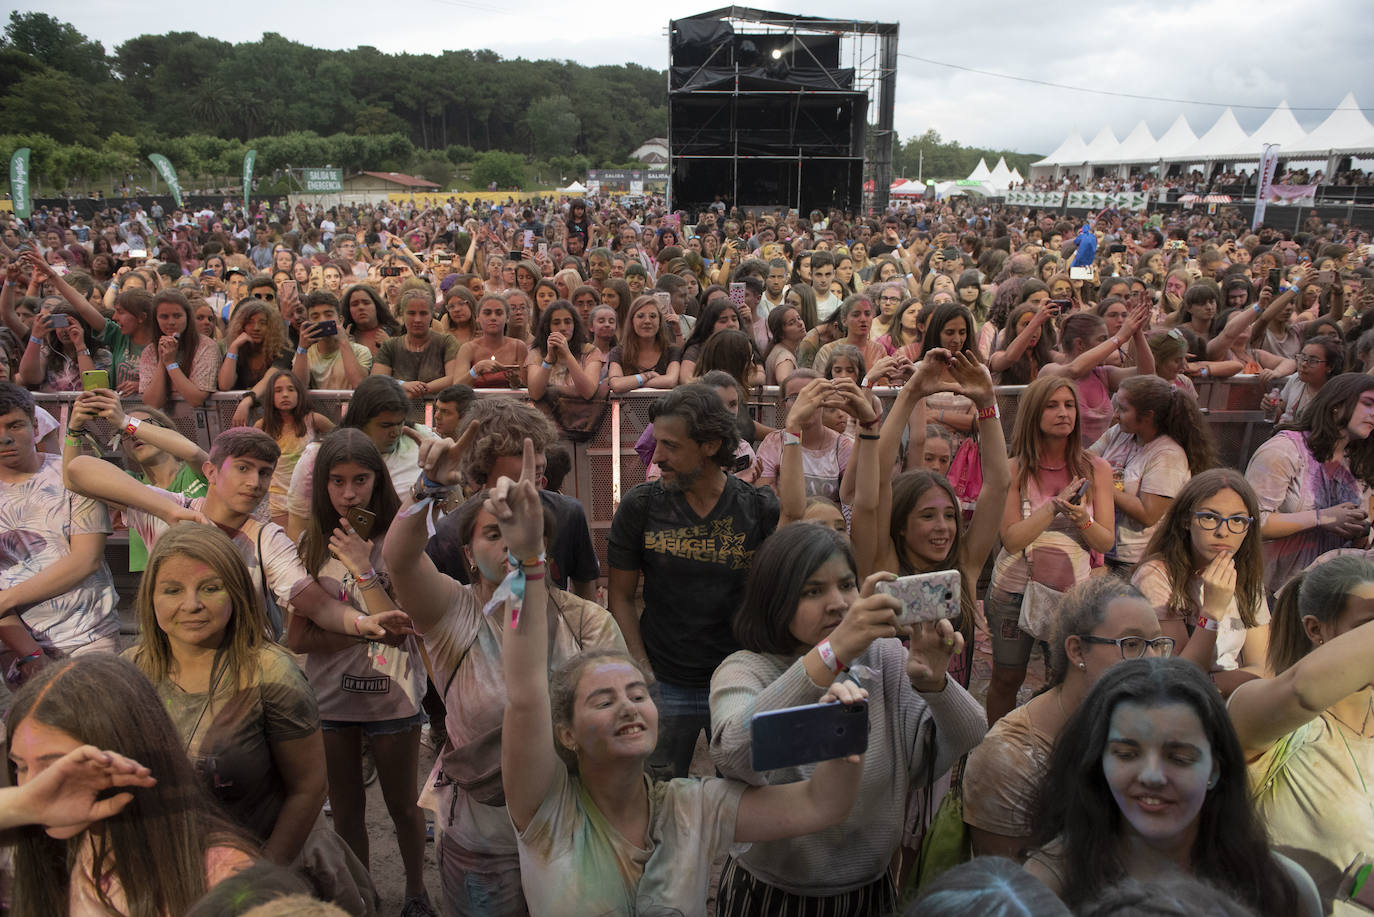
[34,377,1276,580]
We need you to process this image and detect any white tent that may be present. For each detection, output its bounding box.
[558,180,587,193]
[1032,131,1089,167]
[890,179,925,197]
[967,158,992,181]
[1226,101,1308,157]
[1082,126,1121,162]
[1171,108,1251,162]
[1290,92,1374,155]
[1142,115,1198,163]
[1009,167,1024,185]
[1102,121,1156,164]
[988,157,1013,188]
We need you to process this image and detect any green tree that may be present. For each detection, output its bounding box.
[471,150,526,189]
[524,95,581,158]
[2,12,108,83]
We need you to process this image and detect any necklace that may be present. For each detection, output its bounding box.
[1038,462,1066,471]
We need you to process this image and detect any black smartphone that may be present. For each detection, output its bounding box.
[314,319,338,338]
[1267,268,1282,294]
[750,699,869,771]
[379,266,403,277]
[1109,243,1127,255]
[508,250,523,262]
[1049,299,1073,313]
[346,507,377,540]
[1075,479,1091,502]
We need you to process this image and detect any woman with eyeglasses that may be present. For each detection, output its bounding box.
[1275,334,1343,425]
[963,577,1172,861]
[1245,374,1374,598]
[1130,469,1272,697]
[868,282,906,343]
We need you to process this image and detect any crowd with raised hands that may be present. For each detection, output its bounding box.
[1,192,1374,916]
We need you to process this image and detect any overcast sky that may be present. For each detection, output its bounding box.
[26,0,1374,157]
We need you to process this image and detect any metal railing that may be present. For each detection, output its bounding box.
[34,377,1276,579]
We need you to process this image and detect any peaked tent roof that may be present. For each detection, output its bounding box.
[1141,115,1198,162]
[1009,167,1024,184]
[1170,108,1250,162]
[1102,121,1156,164]
[1225,101,1308,157]
[1081,126,1121,163]
[1291,92,1374,155]
[967,158,992,181]
[988,157,1013,186]
[1032,131,1089,167]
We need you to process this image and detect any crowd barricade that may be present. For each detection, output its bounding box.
[32,376,1276,583]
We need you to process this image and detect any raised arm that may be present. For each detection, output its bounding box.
[23,252,107,331]
[494,439,561,832]
[65,455,206,523]
[949,355,1009,570]
[989,306,1050,373]
[381,427,477,635]
[85,390,209,467]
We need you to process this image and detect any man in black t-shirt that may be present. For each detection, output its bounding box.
[608,385,779,778]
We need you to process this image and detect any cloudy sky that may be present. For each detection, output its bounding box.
[27,0,1374,156]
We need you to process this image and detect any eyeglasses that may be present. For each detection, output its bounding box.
[1078,635,1176,659]
[251,292,276,302]
[1296,355,1326,367]
[879,295,903,303]
[1193,510,1253,534]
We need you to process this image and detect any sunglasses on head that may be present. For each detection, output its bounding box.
[251,292,276,302]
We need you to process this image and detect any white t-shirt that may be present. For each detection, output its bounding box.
[1090,427,1191,564]
[0,454,118,651]
[125,492,313,613]
[754,429,852,504]
[1133,559,1271,671]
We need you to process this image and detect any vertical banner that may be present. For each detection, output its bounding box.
[147,154,183,208]
[243,149,257,210]
[1253,143,1280,230]
[9,147,30,219]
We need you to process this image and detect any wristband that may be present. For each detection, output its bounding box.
[1078,516,1093,531]
[28,335,41,346]
[352,614,367,636]
[166,361,180,372]
[469,367,479,378]
[355,567,378,584]
[1252,302,1263,314]
[635,373,646,386]
[977,403,1000,421]
[1196,616,1219,632]
[224,351,238,360]
[64,435,82,448]
[859,418,880,432]
[817,637,847,674]
[541,360,554,369]
[1200,365,1209,378]
[76,349,89,357]
[858,432,881,441]
[122,417,142,436]
[781,431,801,447]
[296,346,308,355]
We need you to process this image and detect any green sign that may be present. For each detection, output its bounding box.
[302,168,343,192]
[10,147,30,219]
[147,154,183,207]
[243,149,257,208]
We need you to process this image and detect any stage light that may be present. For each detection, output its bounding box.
[771,48,783,59]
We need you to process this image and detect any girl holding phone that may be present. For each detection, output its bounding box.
[294,428,434,916]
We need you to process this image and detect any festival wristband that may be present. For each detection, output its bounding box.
[469,367,479,378]
[1078,516,1093,531]
[122,417,142,437]
[64,435,82,448]
[165,362,179,372]
[782,431,801,447]
[636,373,646,386]
[352,614,367,635]
[1196,616,1219,632]
[224,351,238,360]
[541,360,553,369]
[28,336,40,347]
[817,638,847,674]
[1252,302,1263,314]
[296,346,308,355]
[977,403,1000,421]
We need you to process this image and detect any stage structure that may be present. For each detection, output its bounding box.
[668,7,898,216]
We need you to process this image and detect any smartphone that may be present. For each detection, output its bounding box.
[379,266,403,277]
[1075,479,1092,502]
[346,507,377,540]
[508,250,523,262]
[1109,243,1127,255]
[729,282,746,309]
[750,699,869,772]
[538,242,548,257]
[522,229,533,249]
[314,319,338,338]
[1049,299,1073,314]
[128,249,147,259]
[876,570,962,625]
[1069,266,1094,280]
[81,369,110,391]
[437,254,453,264]
[203,268,217,278]
[279,279,297,299]
[654,291,673,313]
[48,313,70,328]
[1319,270,1336,287]
[1267,268,1282,294]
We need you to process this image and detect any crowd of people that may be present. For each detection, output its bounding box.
[1,190,1374,916]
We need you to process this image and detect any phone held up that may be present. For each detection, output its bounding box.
[81,369,110,392]
[751,699,869,771]
[346,507,377,540]
[875,570,962,626]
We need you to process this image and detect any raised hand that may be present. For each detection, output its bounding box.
[784,377,834,433]
[484,437,543,560]
[416,421,480,488]
[14,745,156,832]
[1199,547,1236,619]
[906,616,962,692]
[830,379,878,426]
[945,350,995,408]
[826,571,903,666]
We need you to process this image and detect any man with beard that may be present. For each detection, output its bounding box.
[607,384,779,778]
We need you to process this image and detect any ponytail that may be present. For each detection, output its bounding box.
[1161,386,1218,475]
[1267,571,1309,675]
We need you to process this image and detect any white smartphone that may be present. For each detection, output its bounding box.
[876,570,962,625]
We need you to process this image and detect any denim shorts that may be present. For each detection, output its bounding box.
[319,710,427,736]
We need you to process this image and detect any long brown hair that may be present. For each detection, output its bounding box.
[1117,374,1218,475]
[152,289,203,368]
[8,656,256,917]
[890,471,977,637]
[1009,376,1093,497]
[1137,468,1265,627]
[620,295,672,371]
[129,524,271,694]
[298,429,401,578]
[258,370,311,440]
[1268,554,1374,674]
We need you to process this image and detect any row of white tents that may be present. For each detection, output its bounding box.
[1029,93,1374,179]
[890,156,1025,198]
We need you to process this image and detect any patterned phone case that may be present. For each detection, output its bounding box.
[876,570,962,624]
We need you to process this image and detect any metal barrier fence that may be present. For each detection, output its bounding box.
[34,377,1275,581]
